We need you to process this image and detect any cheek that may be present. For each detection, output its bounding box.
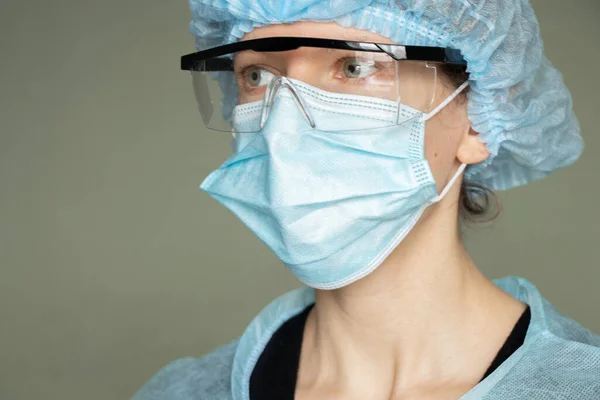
[423,118,463,193]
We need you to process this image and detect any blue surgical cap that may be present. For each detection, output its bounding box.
[187,0,584,191]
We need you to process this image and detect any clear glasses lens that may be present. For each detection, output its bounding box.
[190,48,440,133]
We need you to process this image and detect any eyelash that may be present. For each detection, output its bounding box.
[233,57,388,91]
[235,63,277,80]
[335,57,381,82]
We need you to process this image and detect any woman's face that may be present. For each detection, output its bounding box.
[240,21,489,195]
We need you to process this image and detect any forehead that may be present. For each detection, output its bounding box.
[241,21,396,45]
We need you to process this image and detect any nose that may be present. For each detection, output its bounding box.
[286,61,323,88]
[260,76,316,130]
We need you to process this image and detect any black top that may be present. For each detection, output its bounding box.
[250,303,531,399]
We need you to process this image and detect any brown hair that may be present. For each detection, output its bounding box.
[439,63,501,226]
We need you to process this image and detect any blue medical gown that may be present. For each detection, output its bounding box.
[132,276,600,399]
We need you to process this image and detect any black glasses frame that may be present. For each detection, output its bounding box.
[180,36,467,72]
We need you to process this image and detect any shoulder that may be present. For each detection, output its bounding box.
[541,298,600,347]
[130,338,239,400]
[490,337,600,399]
[490,303,600,399]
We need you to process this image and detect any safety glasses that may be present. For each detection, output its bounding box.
[181,37,467,133]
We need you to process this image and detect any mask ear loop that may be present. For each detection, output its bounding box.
[420,80,470,203]
[430,163,467,204]
[420,80,470,122]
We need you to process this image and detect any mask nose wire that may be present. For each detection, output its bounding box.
[259,76,317,129]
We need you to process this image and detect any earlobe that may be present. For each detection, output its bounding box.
[456,127,490,165]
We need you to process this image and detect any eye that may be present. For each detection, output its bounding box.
[342,59,378,79]
[246,67,275,87]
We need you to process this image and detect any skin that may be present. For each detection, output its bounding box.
[241,21,527,400]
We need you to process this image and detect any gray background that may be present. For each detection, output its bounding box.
[1,1,598,399]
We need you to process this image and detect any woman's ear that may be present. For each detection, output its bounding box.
[456,127,490,165]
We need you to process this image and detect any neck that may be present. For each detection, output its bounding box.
[296,193,526,398]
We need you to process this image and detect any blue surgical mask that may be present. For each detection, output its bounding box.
[200,77,468,290]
